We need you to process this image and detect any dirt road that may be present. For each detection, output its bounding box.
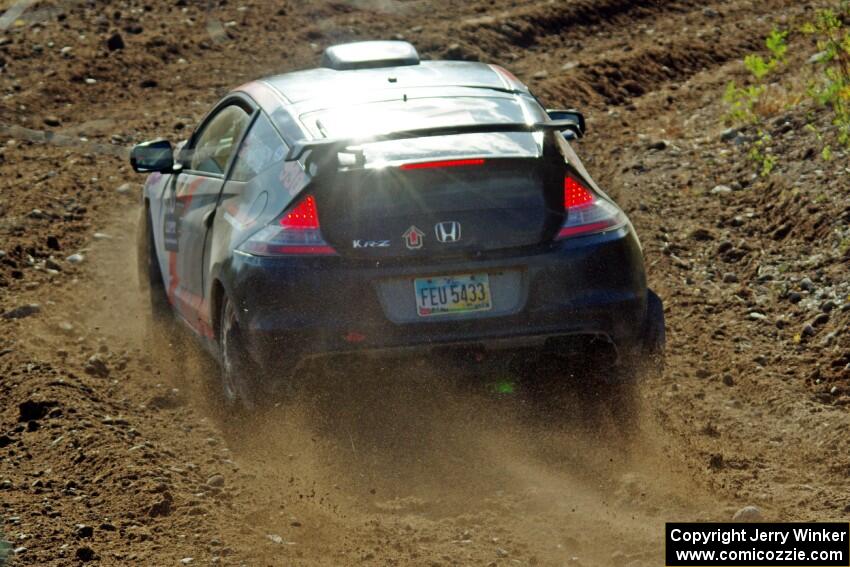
[1,0,848,565]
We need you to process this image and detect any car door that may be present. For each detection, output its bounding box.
[165,101,253,333]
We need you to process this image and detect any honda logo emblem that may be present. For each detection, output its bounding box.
[435,221,462,243]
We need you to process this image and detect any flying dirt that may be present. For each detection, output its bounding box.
[0,0,848,566]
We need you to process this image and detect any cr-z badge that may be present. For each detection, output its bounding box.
[352,240,391,249]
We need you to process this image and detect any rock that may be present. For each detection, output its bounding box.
[147,389,186,410]
[46,259,62,271]
[496,548,509,558]
[808,51,828,64]
[180,559,194,565]
[647,140,669,151]
[267,534,284,544]
[140,79,158,88]
[75,524,94,539]
[689,228,715,241]
[695,368,711,379]
[2,303,41,319]
[732,505,763,522]
[106,32,124,51]
[722,373,735,386]
[747,312,767,320]
[18,400,57,422]
[801,324,816,337]
[93,232,112,240]
[821,300,837,312]
[44,115,61,127]
[116,182,134,195]
[76,546,96,562]
[720,127,739,141]
[722,272,738,283]
[13,546,27,554]
[800,277,814,291]
[531,70,548,79]
[84,355,110,378]
[787,292,802,303]
[772,224,791,240]
[716,240,733,254]
[709,454,724,469]
[811,313,830,327]
[101,416,129,426]
[710,184,732,195]
[66,253,84,264]
[207,474,225,487]
[99,522,116,531]
[147,492,173,517]
[703,7,719,17]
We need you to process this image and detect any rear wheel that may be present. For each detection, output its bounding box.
[218,295,262,411]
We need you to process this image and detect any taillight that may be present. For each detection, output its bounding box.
[280,195,320,229]
[238,195,336,256]
[556,175,627,239]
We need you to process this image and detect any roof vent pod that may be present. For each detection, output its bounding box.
[321,41,420,71]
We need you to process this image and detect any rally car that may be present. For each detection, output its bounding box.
[132,41,665,409]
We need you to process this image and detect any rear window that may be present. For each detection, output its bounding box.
[301,96,542,139]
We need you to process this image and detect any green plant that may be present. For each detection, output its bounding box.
[723,29,788,123]
[802,2,850,146]
[723,29,788,175]
[723,81,765,124]
[749,130,777,176]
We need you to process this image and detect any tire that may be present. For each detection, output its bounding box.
[137,206,171,320]
[641,289,666,378]
[218,294,262,411]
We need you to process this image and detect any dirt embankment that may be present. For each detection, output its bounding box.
[0,0,848,565]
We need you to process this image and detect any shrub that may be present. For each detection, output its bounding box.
[802,2,850,149]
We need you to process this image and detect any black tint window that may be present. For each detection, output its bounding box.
[190,105,251,175]
[230,113,287,182]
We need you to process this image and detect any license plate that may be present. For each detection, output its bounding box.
[414,273,492,317]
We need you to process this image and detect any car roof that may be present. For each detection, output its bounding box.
[234,43,532,142]
[261,60,524,106]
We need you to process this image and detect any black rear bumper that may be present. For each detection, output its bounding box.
[225,226,662,370]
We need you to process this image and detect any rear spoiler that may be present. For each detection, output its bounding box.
[285,119,582,163]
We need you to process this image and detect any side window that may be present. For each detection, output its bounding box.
[189,105,251,175]
[229,112,288,182]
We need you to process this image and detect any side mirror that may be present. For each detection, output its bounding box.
[546,109,586,138]
[130,139,175,173]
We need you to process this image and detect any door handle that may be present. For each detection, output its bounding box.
[203,210,216,228]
